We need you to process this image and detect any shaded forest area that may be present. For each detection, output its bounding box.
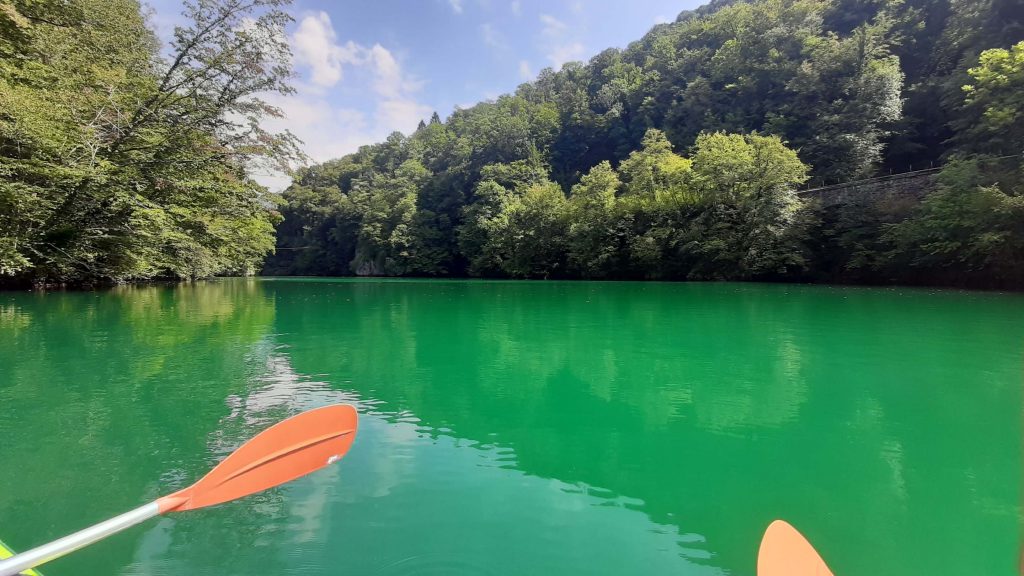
[267,0,1024,288]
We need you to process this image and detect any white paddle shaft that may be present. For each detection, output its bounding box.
[0,501,159,576]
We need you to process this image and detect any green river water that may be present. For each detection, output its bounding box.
[0,278,1021,575]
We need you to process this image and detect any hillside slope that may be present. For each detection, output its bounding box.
[267,0,1024,288]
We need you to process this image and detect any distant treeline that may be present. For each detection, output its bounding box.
[267,0,1024,288]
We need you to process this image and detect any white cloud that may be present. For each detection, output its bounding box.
[376,99,433,134]
[263,95,371,163]
[252,171,293,192]
[518,59,532,80]
[539,13,585,69]
[448,0,463,13]
[367,46,429,134]
[252,12,433,190]
[291,12,363,87]
[480,23,505,49]
[539,13,567,35]
[570,0,584,14]
[258,89,429,190]
[256,94,373,189]
[369,44,422,99]
[510,0,521,16]
[547,42,585,67]
[290,17,425,102]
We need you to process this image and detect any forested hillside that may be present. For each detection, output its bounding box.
[267,0,1024,288]
[1,0,1020,288]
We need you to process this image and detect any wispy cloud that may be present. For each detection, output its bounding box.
[448,0,463,14]
[518,59,532,80]
[376,98,432,134]
[547,42,585,67]
[539,14,585,68]
[539,13,567,35]
[480,22,506,49]
[510,0,521,16]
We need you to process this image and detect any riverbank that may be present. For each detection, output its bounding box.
[3,273,1022,293]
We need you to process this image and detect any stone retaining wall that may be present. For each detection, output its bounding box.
[797,170,939,207]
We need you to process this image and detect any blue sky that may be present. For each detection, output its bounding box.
[146,0,704,188]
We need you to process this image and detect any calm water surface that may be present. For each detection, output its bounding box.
[0,279,1020,575]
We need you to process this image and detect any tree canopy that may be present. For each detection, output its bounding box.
[0,0,301,285]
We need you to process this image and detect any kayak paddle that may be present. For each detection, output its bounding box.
[758,519,834,576]
[0,403,358,576]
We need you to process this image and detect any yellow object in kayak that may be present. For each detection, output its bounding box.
[0,540,40,576]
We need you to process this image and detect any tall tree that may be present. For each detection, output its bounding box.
[350,157,431,276]
[566,161,623,278]
[0,0,301,284]
[955,41,1024,154]
[684,132,811,279]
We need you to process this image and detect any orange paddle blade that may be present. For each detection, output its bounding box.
[758,520,834,576]
[157,404,358,513]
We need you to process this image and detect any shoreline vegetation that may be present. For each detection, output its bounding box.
[2,0,1023,291]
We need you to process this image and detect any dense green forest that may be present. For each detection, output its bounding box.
[266,0,1024,288]
[0,0,301,286]
[1,0,1022,288]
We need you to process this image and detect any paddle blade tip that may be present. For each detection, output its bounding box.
[758,519,834,576]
